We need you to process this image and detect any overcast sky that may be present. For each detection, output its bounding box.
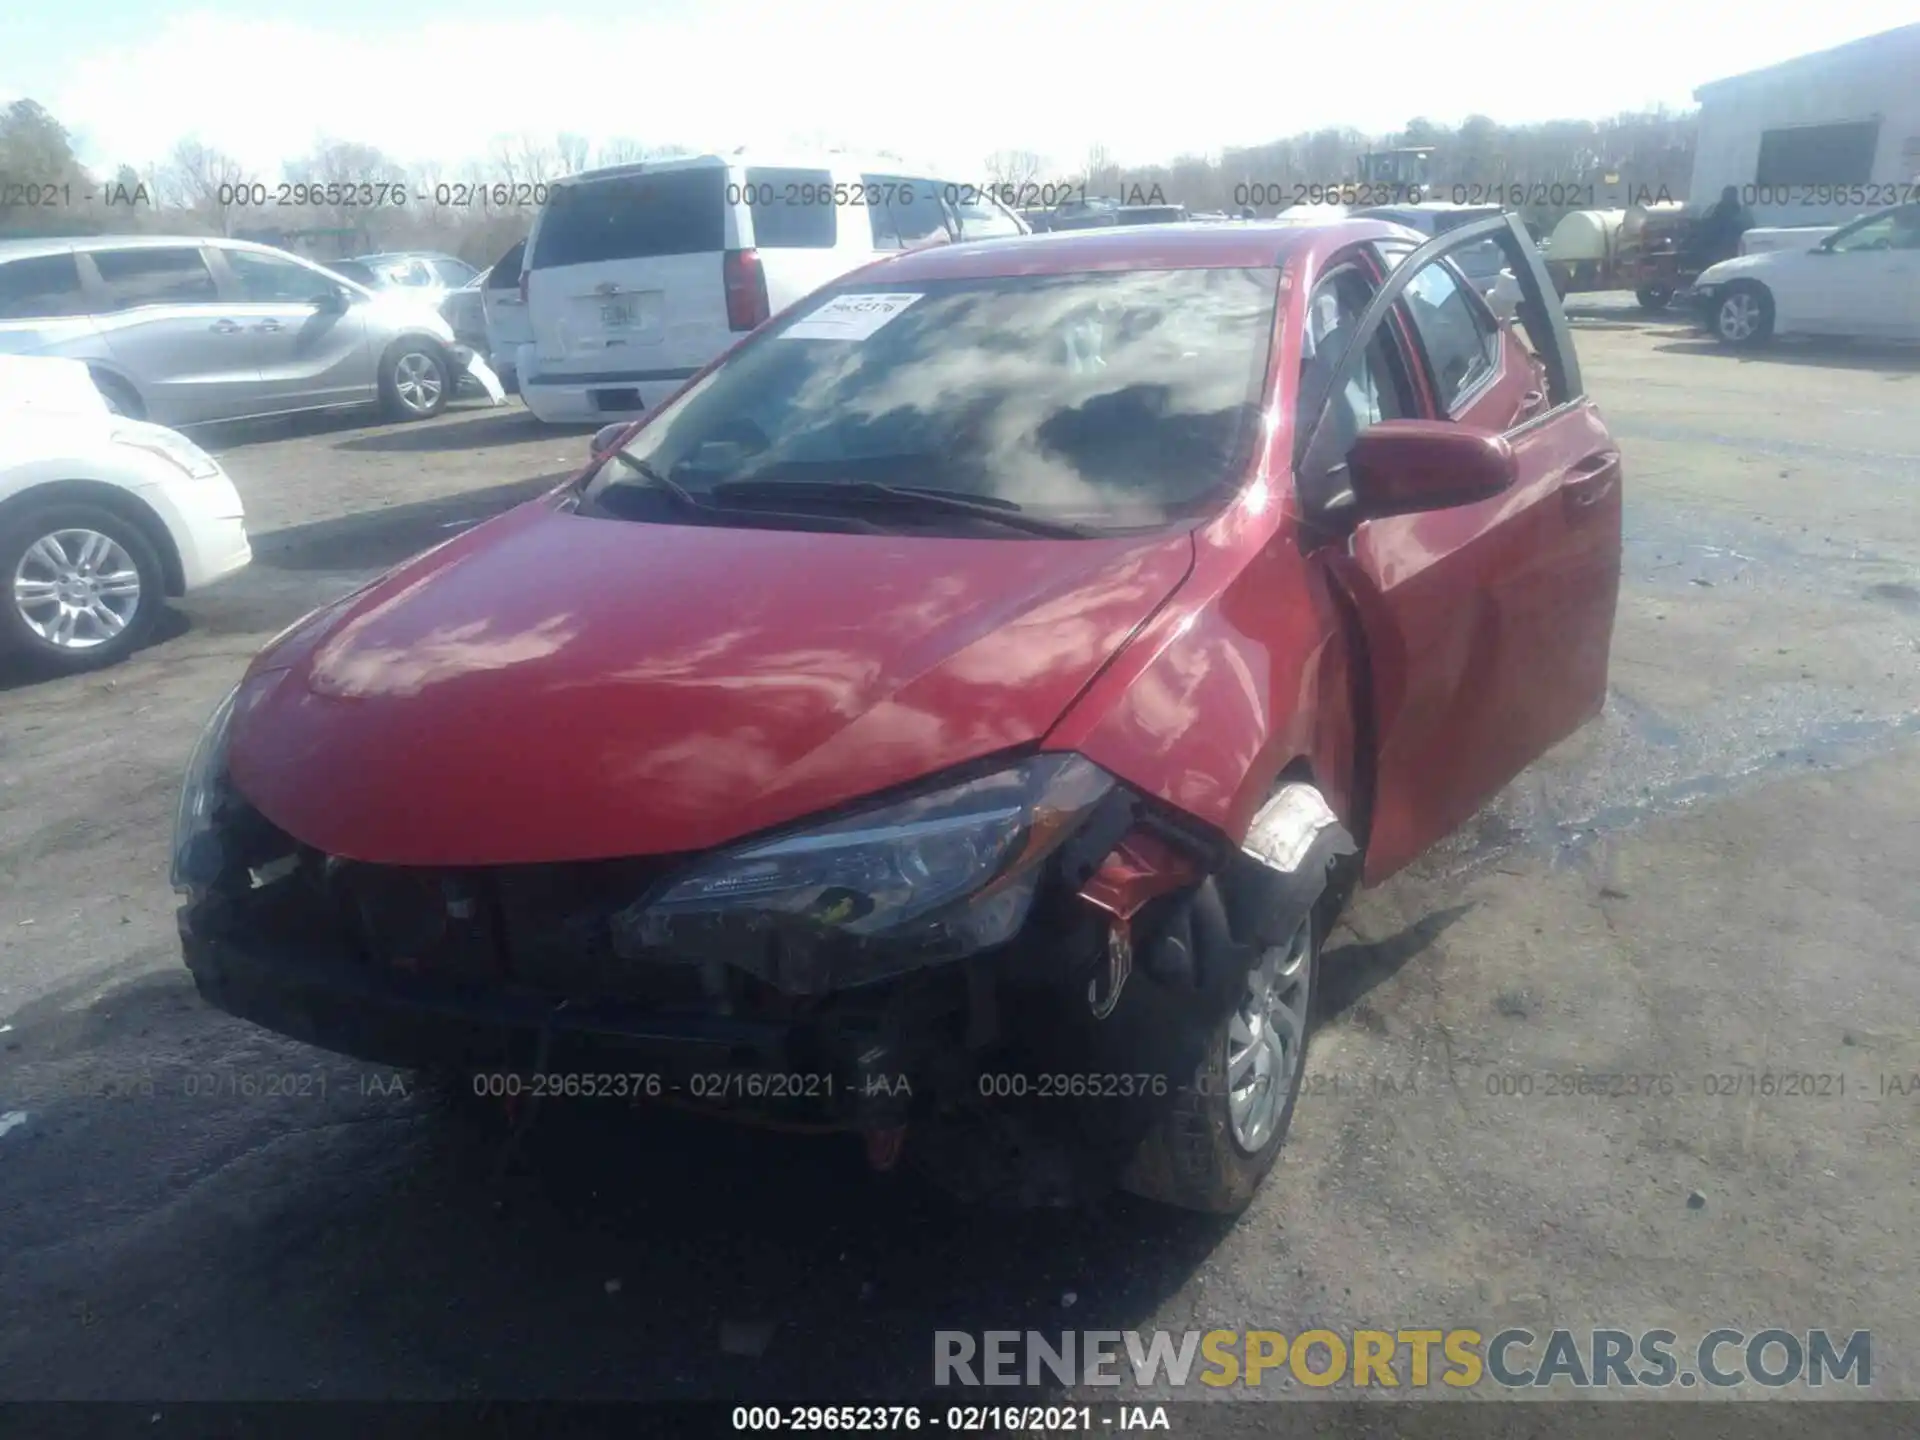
[4,2,1915,179]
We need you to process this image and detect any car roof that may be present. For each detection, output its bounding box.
[555,150,944,188]
[0,233,254,261]
[853,218,1421,281]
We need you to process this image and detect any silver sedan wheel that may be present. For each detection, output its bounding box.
[1716,292,1761,343]
[1226,917,1313,1152]
[392,351,444,413]
[12,528,143,651]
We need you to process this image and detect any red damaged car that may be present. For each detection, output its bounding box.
[172,215,1620,1212]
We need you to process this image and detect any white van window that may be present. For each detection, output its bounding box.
[946,187,1025,240]
[862,175,951,251]
[743,167,837,249]
[531,168,728,269]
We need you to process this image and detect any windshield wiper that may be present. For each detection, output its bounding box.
[707,478,1093,538]
[603,451,708,511]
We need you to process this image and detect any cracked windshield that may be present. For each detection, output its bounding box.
[0,0,1915,1432]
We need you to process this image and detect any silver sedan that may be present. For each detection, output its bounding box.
[0,235,496,426]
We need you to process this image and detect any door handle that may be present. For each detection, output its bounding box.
[209,319,242,334]
[253,320,284,333]
[1563,450,1620,511]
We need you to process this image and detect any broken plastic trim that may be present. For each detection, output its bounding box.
[1221,782,1358,949]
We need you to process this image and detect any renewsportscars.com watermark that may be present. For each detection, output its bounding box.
[934,1328,1872,1390]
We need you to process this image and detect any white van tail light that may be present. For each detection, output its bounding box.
[724,248,770,332]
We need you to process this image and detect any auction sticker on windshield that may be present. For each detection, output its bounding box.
[783,292,923,341]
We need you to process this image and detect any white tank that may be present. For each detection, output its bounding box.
[1546,209,1625,262]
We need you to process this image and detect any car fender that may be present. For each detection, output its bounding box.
[1046,504,1362,856]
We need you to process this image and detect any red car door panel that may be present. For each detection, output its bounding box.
[1303,218,1623,882]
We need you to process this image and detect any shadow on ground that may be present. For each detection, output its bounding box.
[246,473,571,573]
[1651,336,1920,375]
[331,408,565,455]
[187,397,518,452]
[1318,904,1475,1022]
[0,965,1234,1401]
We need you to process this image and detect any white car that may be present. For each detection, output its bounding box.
[1692,202,1920,347]
[0,356,250,673]
[515,151,1029,425]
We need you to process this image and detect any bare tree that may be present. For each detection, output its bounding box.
[984,149,1044,193]
[160,137,246,235]
[595,136,648,168]
[556,132,591,177]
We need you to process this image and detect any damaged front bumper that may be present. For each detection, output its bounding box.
[178,775,1356,1202]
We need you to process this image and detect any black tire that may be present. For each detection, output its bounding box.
[1711,282,1774,348]
[1119,909,1322,1214]
[89,370,144,419]
[1634,284,1673,313]
[0,502,166,673]
[378,339,452,420]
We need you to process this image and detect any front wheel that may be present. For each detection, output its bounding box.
[379,342,451,420]
[0,504,165,673]
[1711,283,1774,348]
[1120,913,1319,1214]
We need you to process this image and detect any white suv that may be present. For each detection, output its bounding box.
[515,153,1028,425]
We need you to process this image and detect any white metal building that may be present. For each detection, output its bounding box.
[1689,23,1920,228]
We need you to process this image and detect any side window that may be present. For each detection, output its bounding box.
[1295,264,1410,504]
[226,250,331,303]
[432,258,478,286]
[862,175,951,251]
[944,187,1024,240]
[92,247,218,309]
[1397,261,1499,413]
[745,167,837,249]
[486,239,526,287]
[1826,210,1914,254]
[0,253,89,319]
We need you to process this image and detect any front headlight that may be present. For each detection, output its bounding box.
[170,674,281,894]
[170,684,241,893]
[611,754,1115,992]
[113,425,220,480]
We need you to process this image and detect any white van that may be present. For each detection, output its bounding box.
[515,152,1029,424]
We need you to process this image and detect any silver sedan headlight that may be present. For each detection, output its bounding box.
[611,755,1115,992]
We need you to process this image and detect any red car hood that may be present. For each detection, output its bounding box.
[230,500,1194,865]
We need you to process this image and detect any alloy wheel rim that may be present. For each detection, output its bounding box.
[394,352,443,412]
[12,528,142,651]
[1226,918,1313,1152]
[1719,294,1757,341]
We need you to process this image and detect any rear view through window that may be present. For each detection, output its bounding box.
[531,168,728,269]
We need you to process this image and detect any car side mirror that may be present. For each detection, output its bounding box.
[591,422,631,458]
[1347,419,1516,519]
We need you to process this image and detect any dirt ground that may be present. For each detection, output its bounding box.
[1,303,1916,1407]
